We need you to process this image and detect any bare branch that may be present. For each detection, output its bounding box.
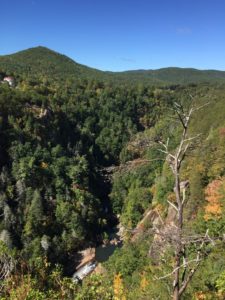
[158,139,169,150]
[0,253,14,283]
[157,148,169,155]
[182,189,186,205]
[102,158,163,176]
[176,111,186,129]
[155,258,202,280]
[192,102,210,112]
[183,133,202,143]
[179,230,209,296]
[167,200,178,212]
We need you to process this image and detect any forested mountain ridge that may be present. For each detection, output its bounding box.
[0,47,225,299]
[120,67,225,84]
[1,46,225,85]
[0,46,104,83]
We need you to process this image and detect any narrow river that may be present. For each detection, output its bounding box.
[95,241,121,263]
[73,227,123,281]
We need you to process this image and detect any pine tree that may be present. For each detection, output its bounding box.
[24,189,44,236]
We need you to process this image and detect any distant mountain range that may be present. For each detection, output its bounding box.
[1,46,225,85]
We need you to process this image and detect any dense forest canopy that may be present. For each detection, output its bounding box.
[0,47,225,299]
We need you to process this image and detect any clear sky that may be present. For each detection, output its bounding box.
[0,0,225,71]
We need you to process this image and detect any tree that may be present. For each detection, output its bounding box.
[157,101,211,300]
[0,241,14,283]
[24,189,44,236]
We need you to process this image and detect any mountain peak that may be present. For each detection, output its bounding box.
[0,46,104,82]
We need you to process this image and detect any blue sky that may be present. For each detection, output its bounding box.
[0,0,225,71]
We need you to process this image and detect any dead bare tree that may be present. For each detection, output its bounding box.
[0,244,14,292]
[0,252,14,281]
[158,101,210,300]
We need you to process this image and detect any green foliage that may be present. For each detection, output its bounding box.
[121,184,152,228]
[105,241,149,280]
[152,162,174,206]
[216,270,225,294]
[24,190,43,236]
[75,274,113,300]
[1,48,225,298]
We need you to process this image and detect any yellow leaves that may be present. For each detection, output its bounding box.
[204,178,225,221]
[44,256,50,268]
[194,291,224,300]
[6,185,14,198]
[113,273,126,300]
[140,273,148,291]
[19,81,29,92]
[150,184,156,196]
[196,163,206,174]
[154,203,165,216]
[40,161,48,169]
[96,88,102,95]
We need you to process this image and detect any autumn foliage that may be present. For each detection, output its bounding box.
[113,273,126,300]
[204,178,225,221]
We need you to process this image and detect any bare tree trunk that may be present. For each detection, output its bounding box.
[173,170,183,300]
[157,101,210,299]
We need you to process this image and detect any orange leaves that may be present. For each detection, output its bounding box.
[219,127,225,137]
[195,291,207,299]
[204,178,225,221]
